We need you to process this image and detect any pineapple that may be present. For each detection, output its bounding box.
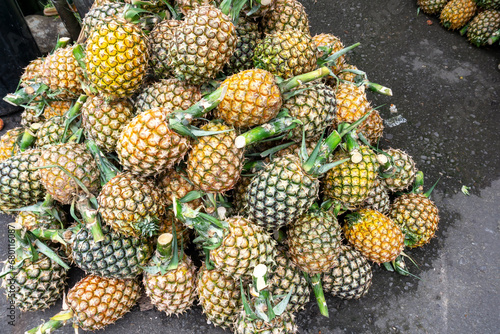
[287,208,343,274]
[37,143,101,205]
[186,121,244,193]
[81,96,135,152]
[197,263,242,329]
[20,57,44,88]
[175,205,277,279]
[235,311,298,334]
[158,168,203,209]
[440,0,477,30]
[0,150,45,213]
[0,127,23,161]
[380,148,417,192]
[175,0,211,15]
[98,171,164,238]
[143,234,198,316]
[158,210,192,246]
[85,17,148,99]
[149,20,181,78]
[281,81,337,141]
[224,16,261,74]
[475,0,500,9]
[362,178,391,215]
[323,140,380,210]
[390,193,440,248]
[417,0,450,14]
[214,69,283,128]
[313,33,345,75]
[35,116,75,147]
[262,0,310,34]
[81,2,126,40]
[40,45,85,99]
[344,209,404,264]
[27,275,140,332]
[71,224,153,278]
[1,251,67,312]
[116,108,190,177]
[134,78,202,114]
[322,244,373,300]
[43,100,73,119]
[21,103,44,128]
[167,5,237,85]
[16,210,65,231]
[268,250,310,314]
[338,64,361,82]
[253,28,317,79]
[467,10,500,47]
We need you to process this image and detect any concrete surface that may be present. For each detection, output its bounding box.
[1,0,499,333]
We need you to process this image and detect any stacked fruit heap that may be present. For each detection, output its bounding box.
[0,0,440,333]
[417,0,500,46]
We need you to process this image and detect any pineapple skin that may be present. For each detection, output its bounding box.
[197,264,242,330]
[313,33,346,74]
[143,255,198,316]
[344,209,405,264]
[322,244,373,300]
[417,0,450,15]
[440,0,477,30]
[390,193,440,248]
[224,16,261,75]
[467,10,500,47]
[253,28,317,80]
[246,154,319,230]
[262,0,310,35]
[0,127,23,162]
[67,275,140,331]
[187,122,244,193]
[1,253,67,312]
[215,69,283,128]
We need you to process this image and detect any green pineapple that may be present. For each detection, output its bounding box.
[224,16,261,74]
[379,148,418,192]
[417,0,450,14]
[466,10,500,46]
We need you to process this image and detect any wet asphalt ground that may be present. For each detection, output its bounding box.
[0,0,499,333]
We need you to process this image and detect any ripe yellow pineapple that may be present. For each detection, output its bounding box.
[344,209,404,264]
[313,33,346,74]
[440,0,477,30]
[85,17,148,99]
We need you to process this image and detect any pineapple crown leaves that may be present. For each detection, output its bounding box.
[8,194,64,225]
[240,264,293,322]
[403,171,439,198]
[142,232,182,275]
[220,0,269,19]
[86,139,120,186]
[3,83,50,107]
[0,227,70,278]
[136,216,160,238]
[383,253,421,279]
[172,196,228,250]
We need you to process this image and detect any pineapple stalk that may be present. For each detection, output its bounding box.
[25,309,72,334]
[306,273,329,317]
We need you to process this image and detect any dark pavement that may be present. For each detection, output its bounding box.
[0,0,499,333]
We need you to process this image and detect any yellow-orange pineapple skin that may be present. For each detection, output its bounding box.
[117,108,190,177]
[344,209,404,264]
[67,275,140,331]
[0,127,23,161]
[86,18,148,99]
[187,122,244,193]
[43,100,73,119]
[440,0,477,30]
[158,168,202,208]
[215,69,282,128]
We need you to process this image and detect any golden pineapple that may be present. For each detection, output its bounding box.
[440,0,477,30]
[0,127,23,161]
[158,168,203,208]
[186,122,244,193]
[344,209,404,264]
[81,95,135,152]
[116,108,190,177]
[42,100,73,119]
[175,0,211,15]
[214,69,282,128]
[85,17,148,99]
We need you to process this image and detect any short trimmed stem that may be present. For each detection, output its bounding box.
[308,273,329,318]
[66,95,87,120]
[302,130,342,174]
[19,129,36,151]
[488,30,500,44]
[235,116,297,148]
[365,82,393,96]
[156,233,173,259]
[54,37,70,51]
[76,198,104,242]
[279,66,331,93]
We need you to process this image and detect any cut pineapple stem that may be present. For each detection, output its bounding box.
[366,81,393,96]
[306,273,329,318]
[278,66,331,93]
[19,128,36,151]
[54,36,70,52]
[235,114,299,148]
[488,30,500,44]
[157,233,174,259]
[86,139,119,185]
[26,311,71,334]
[75,196,105,242]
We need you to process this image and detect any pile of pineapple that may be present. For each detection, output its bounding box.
[417,0,500,46]
[0,0,441,333]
